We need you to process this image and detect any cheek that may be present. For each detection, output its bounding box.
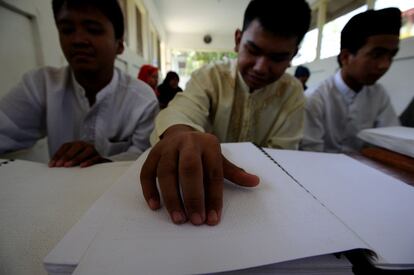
[269,62,290,78]
[237,54,255,73]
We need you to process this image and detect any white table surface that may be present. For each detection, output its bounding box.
[0,159,133,275]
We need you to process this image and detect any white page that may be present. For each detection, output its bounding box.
[357,126,414,157]
[265,148,414,267]
[43,160,139,273]
[71,143,365,275]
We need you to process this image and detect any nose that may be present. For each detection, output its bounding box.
[71,29,90,46]
[253,56,270,75]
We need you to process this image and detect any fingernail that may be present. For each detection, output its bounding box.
[64,161,73,167]
[56,160,64,167]
[190,213,203,225]
[148,199,159,210]
[48,161,55,167]
[207,210,218,224]
[171,211,185,224]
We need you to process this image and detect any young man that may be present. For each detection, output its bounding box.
[294,65,311,90]
[301,8,401,153]
[140,0,311,226]
[0,0,159,167]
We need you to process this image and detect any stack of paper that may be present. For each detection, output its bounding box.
[357,126,414,158]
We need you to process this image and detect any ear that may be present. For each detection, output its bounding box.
[116,39,124,55]
[234,29,242,52]
[339,49,351,67]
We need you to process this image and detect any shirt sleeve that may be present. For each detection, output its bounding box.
[0,70,46,154]
[375,86,400,127]
[151,67,213,144]
[300,90,325,152]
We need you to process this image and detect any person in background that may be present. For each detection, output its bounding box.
[157,71,183,109]
[400,96,414,127]
[0,0,159,167]
[294,65,310,90]
[140,0,311,226]
[138,64,159,97]
[300,8,401,153]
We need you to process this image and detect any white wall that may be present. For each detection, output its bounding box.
[288,36,414,115]
[167,32,235,52]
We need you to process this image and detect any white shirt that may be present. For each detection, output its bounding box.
[301,70,399,153]
[0,66,159,160]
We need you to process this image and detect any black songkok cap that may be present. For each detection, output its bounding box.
[341,7,401,51]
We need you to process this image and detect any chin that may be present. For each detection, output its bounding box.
[70,64,98,75]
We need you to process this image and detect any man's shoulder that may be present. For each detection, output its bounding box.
[116,68,158,103]
[22,66,69,81]
[193,59,235,78]
[18,66,71,93]
[305,74,336,98]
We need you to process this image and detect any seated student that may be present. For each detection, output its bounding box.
[0,0,159,167]
[138,64,159,97]
[300,8,401,153]
[400,96,414,127]
[140,0,311,226]
[294,65,311,90]
[157,71,183,109]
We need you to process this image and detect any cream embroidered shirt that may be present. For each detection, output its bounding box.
[152,60,304,149]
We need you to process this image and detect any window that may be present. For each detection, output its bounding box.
[291,28,318,66]
[320,5,367,59]
[375,0,414,39]
[171,50,237,88]
[135,6,143,56]
[149,29,159,65]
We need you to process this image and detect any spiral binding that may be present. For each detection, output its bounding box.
[252,143,322,204]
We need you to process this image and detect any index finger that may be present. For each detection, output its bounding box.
[140,148,161,210]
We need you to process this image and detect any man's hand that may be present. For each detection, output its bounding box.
[49,141,110,168]
[140,125,260,226]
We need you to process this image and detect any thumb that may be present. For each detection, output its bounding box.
[223,156,260,187]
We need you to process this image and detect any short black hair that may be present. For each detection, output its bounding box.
[294,65,310,77]
[242,0,311,45]
[338,7,401,66]
[52,0,124,39]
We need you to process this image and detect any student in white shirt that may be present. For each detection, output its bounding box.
[0,0,159,167]
[301,8,401,153]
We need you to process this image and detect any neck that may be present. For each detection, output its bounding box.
[340,69,363,93]
[74,68,114,106]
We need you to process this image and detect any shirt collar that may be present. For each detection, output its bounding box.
[71,68,119,103]
[334,70,357,105]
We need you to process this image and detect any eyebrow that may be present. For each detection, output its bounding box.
[246,41,292,57]
[370,46,399,55]
[57,18,103,27]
